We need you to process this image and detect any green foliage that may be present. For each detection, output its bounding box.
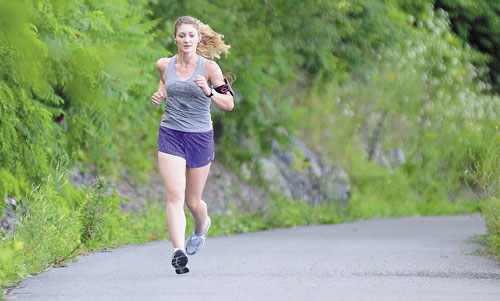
[205,198,343,237]
[464,125,500,258]
[434,0,500,92]
[0,240,22,291]
[0,0,163,201]
[292,3,494,216]
[481,198,500,258]
[396,0,500,90]
[78,178,117,247]
[0,168,169,289]
[147,0,408,166]
[15,177,81,276]
[2,0,500,292]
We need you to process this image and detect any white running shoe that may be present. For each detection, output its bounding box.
[171,249,189,274]
[186,216,211,255]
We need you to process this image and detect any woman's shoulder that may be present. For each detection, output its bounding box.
[156,56,174,73]
[203,58,225,85]
[203,58,221,73]
[203,58,218,67]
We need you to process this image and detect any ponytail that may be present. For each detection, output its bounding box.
[197,22,230,59]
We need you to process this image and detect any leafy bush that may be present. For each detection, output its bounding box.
[434,0,500,92]
[15,177,81,276]
[482,198,500,257]
[0,0,163,202]
[0,168,169,288]
[292,3,497,212]
[78,179,118,248]
[0,240,22,290]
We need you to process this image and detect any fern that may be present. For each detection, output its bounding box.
[0,0,163,199]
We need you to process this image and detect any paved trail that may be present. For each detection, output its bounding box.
[7,214,500,300]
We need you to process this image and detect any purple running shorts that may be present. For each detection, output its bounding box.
[158,126,215,168]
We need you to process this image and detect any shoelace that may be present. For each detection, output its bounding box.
[189,236,203,246]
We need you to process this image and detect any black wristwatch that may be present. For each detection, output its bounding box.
[207,88,215,98]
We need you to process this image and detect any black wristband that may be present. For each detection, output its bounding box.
[214,78,234,96]
[207,89,214,98]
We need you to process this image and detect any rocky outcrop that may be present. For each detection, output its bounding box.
[361,109,407,169]
[1,134,350,235]
[258,138,351,206]
[69,162,270,217]
[202,163,269,214]
[1,197,20,235]
[70,166,150,215]
[66,134,352,217]
[1,132,351,237]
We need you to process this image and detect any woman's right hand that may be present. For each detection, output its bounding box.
[151,91,165,106]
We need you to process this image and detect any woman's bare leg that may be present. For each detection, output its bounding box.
[158,151,187,249]
[185,163,211,234]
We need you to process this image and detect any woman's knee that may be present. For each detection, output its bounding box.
[185,197,202,211]
[167,191,185,205]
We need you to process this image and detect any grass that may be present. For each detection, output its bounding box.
[0,173,169,291]
[286,61,497,256]
[0,161,489,297]
[480,198,500,259]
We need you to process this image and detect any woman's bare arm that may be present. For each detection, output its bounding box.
[204,60,234,111]
[157,57,170,93]
[151,57,170,106]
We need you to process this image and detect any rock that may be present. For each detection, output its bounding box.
[360,110,406,169]
[1,196,19,235]
[258,137,351,206]
[388,148,406,168]
[202,162,270,214]
[291,137,323,178]
[240,163,252,180]
[76,161,272,217]
[447,182,482,202]
[69,166,99,188]
[69,166,150,215]
[258,157,292,199]
[321,167,351,205]
[363,146,406,169]
[373,147,391,168]
[66,134,351,217]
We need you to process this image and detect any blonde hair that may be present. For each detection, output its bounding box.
[174,16,230,59]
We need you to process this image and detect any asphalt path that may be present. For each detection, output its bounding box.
[6,214,500,300]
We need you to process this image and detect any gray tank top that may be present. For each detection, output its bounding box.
[160,54,212,132]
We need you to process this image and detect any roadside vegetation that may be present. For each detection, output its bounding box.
[1,0,500,291]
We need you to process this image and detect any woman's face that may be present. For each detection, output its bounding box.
[175,24,200,54]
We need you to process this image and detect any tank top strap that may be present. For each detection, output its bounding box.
[164,54,177,81]
[196,55,206,76]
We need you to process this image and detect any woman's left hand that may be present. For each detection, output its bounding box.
[193,75,211,96]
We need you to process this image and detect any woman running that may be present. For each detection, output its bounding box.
[150,16,234,274]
